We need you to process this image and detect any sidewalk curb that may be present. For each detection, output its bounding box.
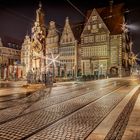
[86,85,140,140]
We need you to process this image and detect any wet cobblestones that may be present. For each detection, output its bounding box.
[0,82,115,124]
[0,80,114,109]
[0,82,94,110]
[27,87,132,140]
[0,85,132,140]
[104,89,140,140]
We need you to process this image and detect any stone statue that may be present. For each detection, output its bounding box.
[36,2,45,25]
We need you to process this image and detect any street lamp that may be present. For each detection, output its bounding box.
[52,59,55,83]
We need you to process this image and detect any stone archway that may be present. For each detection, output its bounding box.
[110,67,118,77]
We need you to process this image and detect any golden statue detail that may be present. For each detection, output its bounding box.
[36,1,45,26]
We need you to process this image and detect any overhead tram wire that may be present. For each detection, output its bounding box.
[0,2,138,35]
[53,7,137,35]
[0,5,65,36]
[0,4,64,32]
[0,2,136,31]
[66,0,88,20]
[0,5,34,23]
[65,0,137,25]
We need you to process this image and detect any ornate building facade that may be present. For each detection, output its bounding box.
[21,2,133,81]
[81,9,110,77]
[80,3,133,77]
[21,35,31,78]
[46,21,59,77]
[59,17,78,77]
[0,38,21,80]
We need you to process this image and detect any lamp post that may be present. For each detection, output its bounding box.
[52,59,55,83]
[72,66,75,79]
[42,39,47,86]
[64,63,66,78]
[100,64,103,78]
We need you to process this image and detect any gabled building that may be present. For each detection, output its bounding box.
[80,2,132,77]
[81,8,110,77]
[46,21,59,77]
[46,21,59,54]
[59,17,78,77]
[21,2,133,82]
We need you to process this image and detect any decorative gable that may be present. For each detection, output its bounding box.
[46,21,59,47]
[22,35,31,50]
[60,17,75,44]
[81,8,110,37]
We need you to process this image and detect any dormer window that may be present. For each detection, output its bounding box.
[99,23,102,28]
[92,24,97,30]
[84,37,88,43]
[62,39,65,43]
[92,16,97,21]
[87,25,91,30]
[70,38,72,42]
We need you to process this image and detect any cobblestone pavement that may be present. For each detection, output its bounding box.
[104,88,140,140]
[0,80,116,124]
[27,86,133,140]
[0,79,138,140]
[0,81,95,109]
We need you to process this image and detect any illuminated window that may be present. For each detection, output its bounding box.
[84,37,88,43]
[89,36,94,42]
[87,25,91,30]
[95,35,100,42]
[101,34,106,41]
[99,23,102,28]
[92,16,97,21]
[54,36,58,42]
[92,24,97,29]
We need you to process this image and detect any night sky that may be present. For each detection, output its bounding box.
[0,0,140,55]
